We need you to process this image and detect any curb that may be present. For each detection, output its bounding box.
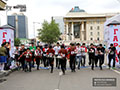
[0,67,18,78]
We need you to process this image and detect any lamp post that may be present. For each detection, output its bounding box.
[33,22,40,39]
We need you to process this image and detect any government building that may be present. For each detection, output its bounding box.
[63,6,119,45]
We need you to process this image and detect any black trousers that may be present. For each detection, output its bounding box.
[36,57,40,69]
[98,55,104,69]
[55,55,60,68]
[81,56,86,66]
[108,55,115,68]
[89,56,95,70]
[20,58,25,70]
[43,56,49,67]
[48,57,54,73]
[70,55,76,71]
[25,61,31,72]
[31,57,35,67]
[60,58,66,73]
[95,56,98,66]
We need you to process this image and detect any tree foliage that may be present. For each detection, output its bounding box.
[38,20,61,44]
[14,38,21,46]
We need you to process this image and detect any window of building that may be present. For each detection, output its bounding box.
[90,38,93,40]
[74,23,80,38]
[96,20,100,24]
[97,37,100,41]
[90,21,94,24]
[90,26,93,30]
[97,26,100,30]
[90,32,93,36]
[97,32,100,36]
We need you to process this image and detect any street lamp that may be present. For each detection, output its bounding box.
[33,22,40,38]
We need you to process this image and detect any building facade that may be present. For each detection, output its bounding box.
[64,6,119,44]
[8,13,28,39]
[52,16,64,34]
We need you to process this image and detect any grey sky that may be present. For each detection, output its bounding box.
[0,0,120,38]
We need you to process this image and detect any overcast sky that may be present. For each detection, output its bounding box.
[0,0,120,38]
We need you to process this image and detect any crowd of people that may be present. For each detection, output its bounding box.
[0,42,119,75]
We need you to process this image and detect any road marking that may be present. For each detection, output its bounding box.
[55,89,59,90]
[111,69,120,75]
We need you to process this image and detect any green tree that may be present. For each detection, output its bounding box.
[14,38,21,46]
[38,20,61,44]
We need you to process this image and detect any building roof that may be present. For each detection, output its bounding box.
[0,25,15,30]
[69,6,85,12]
[64,12,119,18]
[105,14,120,26]
[64,6,119,18]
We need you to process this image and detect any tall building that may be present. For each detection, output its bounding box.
[64,6,119,44]
[8,13,28,38]
[52,16,64,34]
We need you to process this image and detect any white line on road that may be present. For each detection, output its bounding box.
[111,69,120,75]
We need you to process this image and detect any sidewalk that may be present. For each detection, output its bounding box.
[0,67,17,78]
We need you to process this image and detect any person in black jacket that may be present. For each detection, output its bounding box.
[108,44,116,69]
[97,44,105,70]
[19,44,26,70]
[88,43,95,70]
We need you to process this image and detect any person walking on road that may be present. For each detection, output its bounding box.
[75,43,82,70]
[29,43,36,68]
[35,46,42,70]
[68,43,76,72]
[0,42,7,72]
[47,46,55,73]
[88,43,95,70]
[58,45,67,75]
[19,48,32,72]
[97,44,105,70]
[108,44,116,69]
[53,42,61,69]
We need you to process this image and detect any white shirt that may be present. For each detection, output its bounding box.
[53,46,61,55]
[75,46,82,56]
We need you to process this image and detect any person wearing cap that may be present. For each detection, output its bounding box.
[108,44,116,69]
[0,42,7,72]
[35,46,42,70]
[97,44,105,70]
[47,46,55,73]
[68,43,76,72]
[88,43,95,70]
[58,45,67,75]
[53,42,61,69]
[75,43,82,70]
[42,44,49,67]
[19,48,32,72]
[29,43,36,67]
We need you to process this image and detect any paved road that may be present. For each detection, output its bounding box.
[0,67,120,90]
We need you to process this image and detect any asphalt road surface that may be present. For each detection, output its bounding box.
[0,66,120,90]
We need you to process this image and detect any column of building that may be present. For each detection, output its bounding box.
[66,23,69,41]
[71,22,74,40]
[81,22,84,41]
